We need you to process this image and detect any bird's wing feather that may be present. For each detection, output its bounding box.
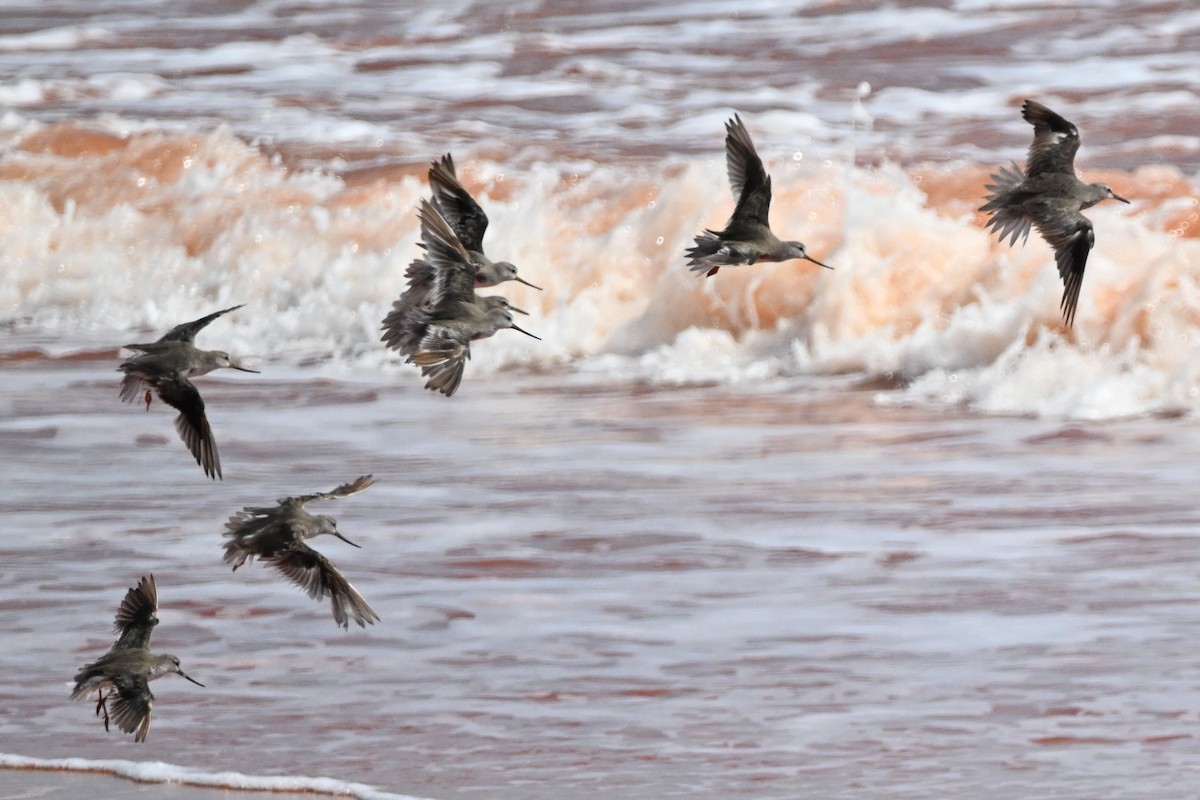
[109,673,154,742]
[292,475,378,506]
[157,305,245,344]
[724,115,772,228]
[1022,100,1081,178]
[417,200,477,308]
[112,575,159,651]
[1031,205,1094,328]
[428,154,490,253]
[264,543,379,628]
[157,377,221,480]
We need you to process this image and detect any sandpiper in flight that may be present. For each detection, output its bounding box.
[118,304,259,479]
[687,114,833,277]
[980,99,1130,327]
[71,575,204,742]
[428,153,542,290]
[223,475,381,629]
[381,200,540,397]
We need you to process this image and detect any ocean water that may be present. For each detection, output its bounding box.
[3,2,1200,798]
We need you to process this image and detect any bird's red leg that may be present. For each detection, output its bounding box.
[95,690,111,731]
[144,390,153,411]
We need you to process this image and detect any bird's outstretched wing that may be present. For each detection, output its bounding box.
[724,114,772,229]
[1022,100,1081,178]
[158,377,221,480]
[292,475,378,506]
[265,542,379,629]
[1031,205,1094,328]
[112,575,159,651]
[157,305,245,344]
[428,154,490,254]
[109,673,154,742]
[418,200,477,310]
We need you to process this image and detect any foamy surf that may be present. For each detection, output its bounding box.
[0,753,433,800]
[1,118,1198,419]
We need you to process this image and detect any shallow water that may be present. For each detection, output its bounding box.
[3,1,1200,798]
[5,359,1200,798]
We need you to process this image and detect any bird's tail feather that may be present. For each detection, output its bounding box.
[979,163,1032,247]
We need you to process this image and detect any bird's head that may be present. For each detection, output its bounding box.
[207,351,260,374]
[154,654,205,687]
[494,261,542,290]
[490,308,541,341]
[784,241,834,270]
[313,514,361,548]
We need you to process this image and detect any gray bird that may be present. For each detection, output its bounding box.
[980,99,1130,327]
[223,475,380,629]
[687,114,833,277]
[118,305,259,479]
[381,260,527,357]
[428,153,542,290]
[381,200,540,397]
[71,575,204,742]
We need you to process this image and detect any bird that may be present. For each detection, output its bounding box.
[71,575,204,742]
[427,153,542,290]
[380,259,528,357]
[686,113,833,277]
[223,474,380,629]
[118,304,259,480]
[381,200,540,397]
[980,99,1130,327]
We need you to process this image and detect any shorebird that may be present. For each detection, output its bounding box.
[381,258,528,356]
[71,575,204,742]
[118,304,258,480]
[687,113,833,277]
[980,99,1130,327]
[381,200,540,397]
[428,153,541,290]
[223,474,380,629]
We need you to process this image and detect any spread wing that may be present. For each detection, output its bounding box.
[724,114,772,228]
[1022,100,1080,178]
[112,575,159,651]
[417,200,477,310]
[158,377,221,480]
[1031,205,1094,328]
[264,542,379,629]
[293,475,377,506]
[109,673,154,742]
[157,305,245,344]
[428,153,490,253]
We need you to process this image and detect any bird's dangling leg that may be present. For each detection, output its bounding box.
[144,389,153,411]
[94,690,111,731]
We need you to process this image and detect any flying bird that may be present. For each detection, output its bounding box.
[980,99,1130,327]
[686,114,833,277]
[428,153,541,290]
[223,475,380,629]
[118,304,258,479]
[71,575,204,742]
[381,200,540,397]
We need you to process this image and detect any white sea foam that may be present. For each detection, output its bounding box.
[1,114,1198,420]
[0,754,432,800]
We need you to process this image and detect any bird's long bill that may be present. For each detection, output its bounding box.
[334,532,362,548]
[515,276,543,290]
[230,363,261,373]
[509,305,529,316]
[1113,192,1131,204]
[804,254,834,270]
[180,671,205,687]
[511,324,542,341]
